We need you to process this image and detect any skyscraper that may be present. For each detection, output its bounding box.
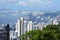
[5,24,10,40]
[20,18,24,35]
[53,19,58,25]
[48,19,53,25]
[15,18,24,40]
[0,24,9,40]
[24,21,27,34]
[17,18,21,37]
[27,21,33,31]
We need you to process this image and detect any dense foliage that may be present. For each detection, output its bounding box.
[20,24,60,40]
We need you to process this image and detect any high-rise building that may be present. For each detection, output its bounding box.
[5,24,10,40]
[53,19,58,25]
[24,21,27,34]
[15,18,24,40]
[48,19,53,25]
[27,21,33,31]
[0,24,8,40]
[20,18,24,35]
[10,24,17,40]
[55,16,60,24]
[34,22,44,30]
[17,18,21,37]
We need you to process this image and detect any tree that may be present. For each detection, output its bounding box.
[21,24,60,40]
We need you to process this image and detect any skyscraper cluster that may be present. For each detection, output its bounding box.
[11,16,59,40]
[0,15,58,40]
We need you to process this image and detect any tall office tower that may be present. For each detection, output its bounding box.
[49,19,53,25]
[15,23,18,33]
[27,21,33,31]
[17,18,21,37]
[15,18,24,40]
[24,21,27,34]
[20,18,24,35]
[34,22,44,30]
[33,25,37,30]
[55,16,60,24]
[5,24,10,40]
[36,23,43,30]
[53,19,58,25]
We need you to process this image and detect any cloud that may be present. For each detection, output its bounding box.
[29,0,52,6]
[0,0,5,2]
[0,14,5,16]
[1,15,5,16]
[22,11,30,14]
[16,0,52,6]
[11,13,17,16]
[50,11,57,12]
[10,10,18,16]
[16,1,27,6]
[7,0,17,2]
[28,0,46,5]
[0,0,18,4]
[33,12,45,16]
[0,0,52,6]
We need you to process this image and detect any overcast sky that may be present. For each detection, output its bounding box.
[0,0,60,11]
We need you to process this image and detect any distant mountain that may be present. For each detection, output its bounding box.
[0,10,60,24]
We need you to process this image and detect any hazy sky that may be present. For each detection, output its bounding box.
[0,0,60,11]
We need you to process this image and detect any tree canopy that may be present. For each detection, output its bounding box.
[20,24,60,40]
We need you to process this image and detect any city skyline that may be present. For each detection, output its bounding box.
[0,0,60,40]
[0,15,60,40]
